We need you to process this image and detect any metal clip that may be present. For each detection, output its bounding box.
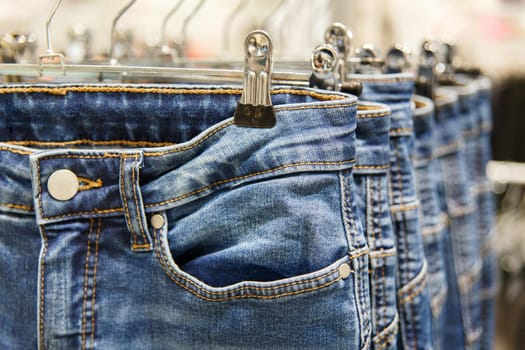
[234,30,276,128]
[385,44,412,73]
[353,44,384,74]
[317,23,362,96]
[309,44,340,91]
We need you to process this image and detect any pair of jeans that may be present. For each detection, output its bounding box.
[354,101,398,350]
[353,73,433,350]
[434,87,480,349]
[412,95,448,350]
[472,76,497,350]
[0,84,371,349]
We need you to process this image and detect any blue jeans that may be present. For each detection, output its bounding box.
[434,87,481,350]
[353,74,433,350]
[0,84,371,349]
[472,76,497,350]
[412,95,448,350]
[354,101,399,350]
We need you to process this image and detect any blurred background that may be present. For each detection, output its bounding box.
[1,0,524,349]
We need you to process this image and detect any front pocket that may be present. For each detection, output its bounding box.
[151,173,359,301]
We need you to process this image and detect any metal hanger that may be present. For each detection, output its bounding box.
[384,44,412,74]
[38,0,65,74]
[415,39,438,99]
[157,0,185,62]
[109,0,137,65]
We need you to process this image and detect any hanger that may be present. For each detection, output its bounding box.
[384,44,412,74]
[180,0,206,58]
[157,0,185,62]
[108,0,137,65]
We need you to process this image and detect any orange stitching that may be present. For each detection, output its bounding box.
[40,154,122,161]
[398,265,428,297]
[356,112,390,119]
[0,146,33,155]
[81,218,95,350]
[43,207,124,221]
[375,325,399,350]
[90,218,102,350]
[132,243,151,249]
[0,86,348,101]
[144,160,355,209]
[120,155,136,246]
[354,164,389,170]
[5,139,176,148]
[131,154,149,246]
[0,203,34,211]
[390,202,419,212]
[78,177,103,192]
[38,226,49,349]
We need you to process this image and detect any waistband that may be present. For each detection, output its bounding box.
[412,95,435,162]
[0,84,358,224]
[439,78,479,135]
[350,73,415,135]
[355,101,391,173]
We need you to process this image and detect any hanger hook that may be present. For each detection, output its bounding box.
[222,0,248,53]
[261,0,286,30]
[109,0,137,64]
[161,0,185,47]
[44,0,64,54]
[181,0,206,54]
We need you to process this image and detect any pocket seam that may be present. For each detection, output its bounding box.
[153,227,359,301]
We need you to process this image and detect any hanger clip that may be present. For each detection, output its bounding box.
[234,30,276,128]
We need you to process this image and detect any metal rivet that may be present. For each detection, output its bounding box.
[150,214,164,229]
[47,169,79,201]
[339,263,351,279]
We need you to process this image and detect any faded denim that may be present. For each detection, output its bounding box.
[412,95,448,350]
[0,84,371,350]
[352,73,433,350]
[434,88,481,350]
[354,101,399,350]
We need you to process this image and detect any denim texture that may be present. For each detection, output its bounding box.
[472,76,497,350]
[0,84,371,350]
[412,95,448,350]
[434,88,481,350]
[354,101,399,350]
[353,74,433,350]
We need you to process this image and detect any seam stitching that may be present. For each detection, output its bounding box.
[81,218,94,350]
[38,226,49,349]
[120,155,136,246]
[89,218,101,350]
[131,154,149,247]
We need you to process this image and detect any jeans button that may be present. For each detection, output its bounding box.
[47,169,79,201]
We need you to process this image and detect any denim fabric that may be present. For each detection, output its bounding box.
[434,88,481,350]
[0,84,372,350]
[354,101,399,350]
[352,73,433,350]
[472,76,497,350]
[412,95,448,350]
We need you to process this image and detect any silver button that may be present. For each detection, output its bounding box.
[47,169,79,201]
[151,214,165,229]
[338,263,351,279]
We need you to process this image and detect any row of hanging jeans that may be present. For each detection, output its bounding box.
[0,73,495,348]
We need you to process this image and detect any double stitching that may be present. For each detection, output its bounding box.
[274,102,356,112]
[153,227,347,301]
[81,219,95,349]
[38,226,49,349]
[120,154,136,247]
[356,112,390,119]
[81,218,102,350]
[0,203,33,211]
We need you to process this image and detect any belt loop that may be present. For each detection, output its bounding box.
[119,152,152,252]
